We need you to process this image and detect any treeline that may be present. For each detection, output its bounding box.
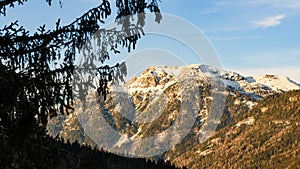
[0,128,182,169]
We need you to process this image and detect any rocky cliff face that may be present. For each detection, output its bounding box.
[47,64,300,160]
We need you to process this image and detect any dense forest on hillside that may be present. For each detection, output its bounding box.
[0,128,181,169]
[172,90,300,169]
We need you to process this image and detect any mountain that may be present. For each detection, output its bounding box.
[171,90,300,168]
[47,64,300,167]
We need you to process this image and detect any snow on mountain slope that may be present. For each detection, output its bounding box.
[252,74,300,91]
[49,64,300,158]
[123,64,299,97]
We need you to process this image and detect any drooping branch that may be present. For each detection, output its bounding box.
[0,0,27,8]
[0,0,161,140]
[0,0,115,136]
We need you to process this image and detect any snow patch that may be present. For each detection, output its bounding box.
[253,75,300,91]
[195,149,213,156]
[234,117,255,127]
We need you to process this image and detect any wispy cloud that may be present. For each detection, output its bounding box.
[215,0,300,9]
[199,8,219,14]
[210,36,259,41]
[252,14,285,29]
[249,0,300,9]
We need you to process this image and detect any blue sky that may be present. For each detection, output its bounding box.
[2,0,300,82]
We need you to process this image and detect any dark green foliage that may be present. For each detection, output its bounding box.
[0,129,180,169]
[1,0,117,142]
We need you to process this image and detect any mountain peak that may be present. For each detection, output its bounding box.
[124,64,299,95]
[252,74,300,92]
[49,64,299,161]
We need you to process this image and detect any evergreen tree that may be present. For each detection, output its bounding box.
[0,1,182,169]
[0,0,161,142]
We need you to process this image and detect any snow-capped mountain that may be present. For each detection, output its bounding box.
[124,64,299,95]
[47,64,300,158]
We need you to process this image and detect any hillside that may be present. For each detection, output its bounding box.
[0,128,180,169]
[47,64,300,168]
[172,90,300,168]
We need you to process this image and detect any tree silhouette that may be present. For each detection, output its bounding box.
[0,2,189,169]
[0,0,161,144]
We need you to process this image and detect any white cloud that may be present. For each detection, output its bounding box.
[252,14,285,28]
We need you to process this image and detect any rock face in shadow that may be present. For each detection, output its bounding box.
[47,64,300,166]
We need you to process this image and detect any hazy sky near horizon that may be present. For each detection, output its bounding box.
[2,0,300,82]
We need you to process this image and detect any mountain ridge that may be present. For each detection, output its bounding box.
[171,90,300,169]
[47,64,300,167]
